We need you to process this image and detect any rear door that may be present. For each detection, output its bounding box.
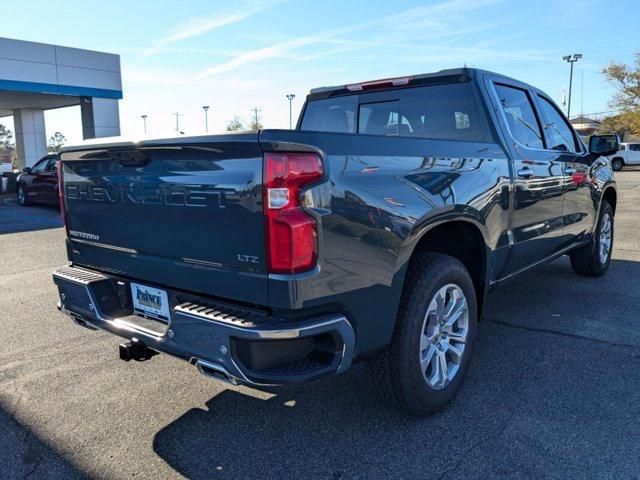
[534,93,594,242]
[60,137,268,305]
[488,79,565,272]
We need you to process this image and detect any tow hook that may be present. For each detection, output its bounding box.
[119,340,157,362]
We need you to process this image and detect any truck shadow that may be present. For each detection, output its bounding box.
[151,366,462,479]
[151,257,640,479]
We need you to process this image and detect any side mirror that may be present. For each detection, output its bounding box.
[589,134,620,157]
[23,167,32,174]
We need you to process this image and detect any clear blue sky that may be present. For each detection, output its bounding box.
[2,0,639,143]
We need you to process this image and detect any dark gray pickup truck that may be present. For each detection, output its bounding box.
[53,68,618,415]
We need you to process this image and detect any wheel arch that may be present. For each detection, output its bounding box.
[403,216,490,317]
[602,186,617,215]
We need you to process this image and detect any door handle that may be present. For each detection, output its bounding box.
[517,167,533,178]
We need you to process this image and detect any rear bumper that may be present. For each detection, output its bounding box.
[52,265,355,386]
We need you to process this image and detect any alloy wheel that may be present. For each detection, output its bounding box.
[419,284,469,390]
[599,212,612,264]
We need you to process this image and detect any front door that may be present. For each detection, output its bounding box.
[29,156,51,202]
[489,80,565,274]
[627,143,640,165]
[41,157,59,204]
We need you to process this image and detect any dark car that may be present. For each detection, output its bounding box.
[17,154,60,207]
[52,68,618,416]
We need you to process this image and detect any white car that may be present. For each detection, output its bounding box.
[609,142,640,171]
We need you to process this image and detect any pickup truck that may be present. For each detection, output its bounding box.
[52,68,618,416]
[609,142,640,171]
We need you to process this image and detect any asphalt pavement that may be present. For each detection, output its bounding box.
[1,173,639,479]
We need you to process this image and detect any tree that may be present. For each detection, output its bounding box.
[226,116,244,132]
[250,120,264,131]
[597,111,640,139]
[0,124,15,164]
[48,131,67,152]
[0,124,13,148]
[603,53,640,110]
[601,53,640,138]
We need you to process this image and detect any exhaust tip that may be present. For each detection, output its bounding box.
[70,314,98,331]
[195,360,238,385]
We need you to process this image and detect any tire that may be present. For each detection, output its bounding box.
[612,158,624,171]
[17,184,31,206]
[368,252,478,416]
[569,201,614,276]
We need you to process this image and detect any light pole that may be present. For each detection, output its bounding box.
[141,114,147,135]
[286,94,295,129]
[202,105,210,132]
[251,107,262,130]
[562,53,582,120]
[173,112,182,132]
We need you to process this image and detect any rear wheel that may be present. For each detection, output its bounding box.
[570,201,614,276]
[17,184,30,206]
[612,158,624,171]
[369,253,477,416]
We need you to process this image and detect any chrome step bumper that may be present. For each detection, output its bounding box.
[53,265,355,386]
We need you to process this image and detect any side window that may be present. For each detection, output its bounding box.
[494,84,544,149]
[537,95,578,153]
[629,144,640,152]
[46,158,58,172]
[31,158,49,173]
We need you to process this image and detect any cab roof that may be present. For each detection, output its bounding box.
[308,67,522,100]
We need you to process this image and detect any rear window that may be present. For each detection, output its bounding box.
[300,83,484,141]
[300,95,357,134]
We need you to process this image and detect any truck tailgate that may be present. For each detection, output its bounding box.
[59,135,268,305]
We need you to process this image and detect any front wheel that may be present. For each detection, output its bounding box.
[17,184,31,206]
[368,253,477,416]
[570,201,614,276]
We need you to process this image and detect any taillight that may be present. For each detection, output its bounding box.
[57,160,69,236]
[263,152,323,274]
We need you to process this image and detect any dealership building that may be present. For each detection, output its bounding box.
[0,36,122,169]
